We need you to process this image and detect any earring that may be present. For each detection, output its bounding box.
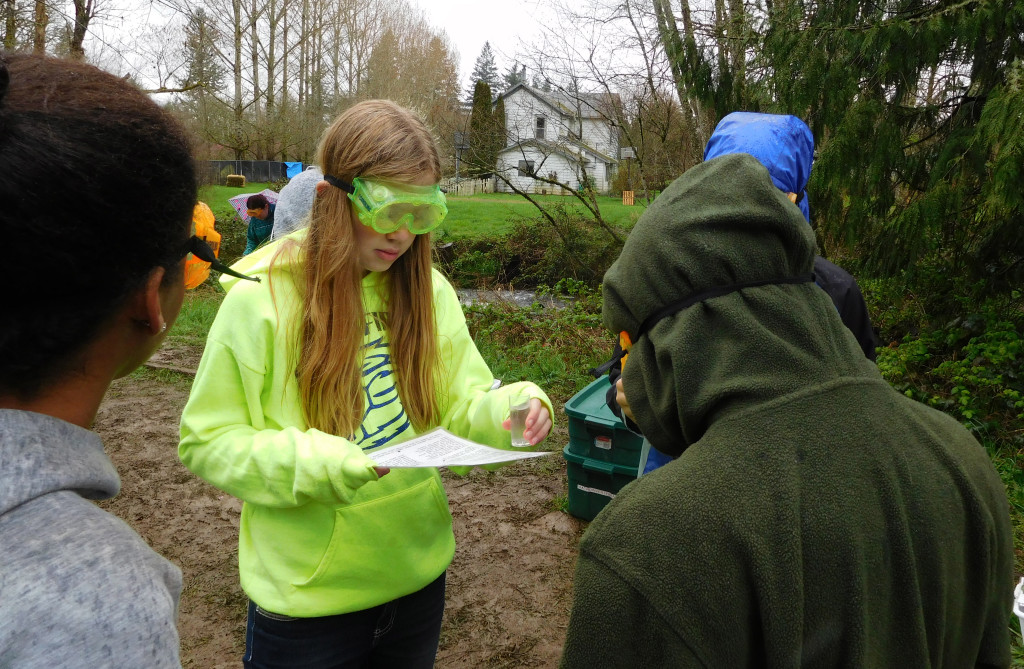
[159,322,167,334]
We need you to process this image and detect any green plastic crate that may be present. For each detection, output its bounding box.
[564,377,644,469]
[563,446,638,521]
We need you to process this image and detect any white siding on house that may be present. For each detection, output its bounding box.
[580,118,617,160]
[496,84,620,193]
[504,89,547,146]
[496,146,615,193]
[496,147,580,194]
[503,88,580,147]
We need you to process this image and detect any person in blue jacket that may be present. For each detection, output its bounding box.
[244,193,276,255]
[702,111,877,360]
[606,111,877,474]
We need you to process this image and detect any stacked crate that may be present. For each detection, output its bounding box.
[563,377,645,521]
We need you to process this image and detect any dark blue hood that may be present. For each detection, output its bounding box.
[703,112,814,221]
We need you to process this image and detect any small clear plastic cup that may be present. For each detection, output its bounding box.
[509,395,531,447]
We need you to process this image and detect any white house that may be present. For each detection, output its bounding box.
[493,84,620,194]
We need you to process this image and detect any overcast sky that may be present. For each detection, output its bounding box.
[412,0,551,89]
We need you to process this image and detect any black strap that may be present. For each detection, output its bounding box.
[323,174,355,193]
[589,341,623,378]
[187,236,261,283]
[590,272,816,377]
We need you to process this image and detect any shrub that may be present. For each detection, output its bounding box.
[217,215,249,265]
[434,204,624,289]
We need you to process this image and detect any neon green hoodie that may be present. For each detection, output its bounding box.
[179,231,553,617]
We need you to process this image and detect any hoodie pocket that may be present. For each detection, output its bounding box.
[298,473,453,589]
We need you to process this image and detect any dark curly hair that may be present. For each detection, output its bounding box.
[246,193,269,209]
[0,52,197,398]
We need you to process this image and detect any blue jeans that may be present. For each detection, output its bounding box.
[243,572,446,669]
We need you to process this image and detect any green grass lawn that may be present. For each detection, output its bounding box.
[168,285,225,349]
[440,192,647,239]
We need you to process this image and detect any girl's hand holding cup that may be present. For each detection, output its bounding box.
[503,395,552,447]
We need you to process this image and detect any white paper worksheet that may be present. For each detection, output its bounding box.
[368,428,552,468]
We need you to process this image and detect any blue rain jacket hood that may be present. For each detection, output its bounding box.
[703,112,814,221]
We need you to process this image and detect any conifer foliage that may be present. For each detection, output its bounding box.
[655,0,1024,292]
[466,41,500,102]
[492,96,507,163]
[467,80,497,175]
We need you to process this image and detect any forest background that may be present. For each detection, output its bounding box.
[6,0,1024,653]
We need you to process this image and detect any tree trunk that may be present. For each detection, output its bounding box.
[250,0,262,158]
[298,0,307,108]
[32,0,46,54]
[266,0,276,118]
[4,0,16,50]
[727,0,746,107]
[713,0,729,116]
[281,0,289,116]
[68,0,92,60]
[651,0,705,162]
[233,0,244,160]
[265,0,278,159]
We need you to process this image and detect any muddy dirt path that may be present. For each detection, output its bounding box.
[94,346,584,668]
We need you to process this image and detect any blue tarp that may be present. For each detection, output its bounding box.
[285,162,304,179]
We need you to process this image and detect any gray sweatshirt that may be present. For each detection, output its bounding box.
[0,409,182,668]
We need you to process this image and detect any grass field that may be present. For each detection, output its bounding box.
[440,192,647,239]
[198,182,648,240]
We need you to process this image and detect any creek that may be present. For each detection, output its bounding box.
[455,288,567,309]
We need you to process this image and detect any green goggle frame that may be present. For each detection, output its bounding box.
[348,177,448,235]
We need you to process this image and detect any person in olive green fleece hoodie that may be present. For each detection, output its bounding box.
[560,153,1013,668]
[180,100,553,669]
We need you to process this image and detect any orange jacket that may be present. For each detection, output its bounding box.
[184,202,220,289]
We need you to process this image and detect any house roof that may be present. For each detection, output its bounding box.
[495,83,619,121]
[497,137,617,165]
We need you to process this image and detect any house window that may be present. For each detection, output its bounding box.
[518,160,535,176]
[535,117,545,140]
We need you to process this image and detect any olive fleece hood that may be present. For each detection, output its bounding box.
[602,153,876,456]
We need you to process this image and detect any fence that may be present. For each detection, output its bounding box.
[440,177,495,196]
[200,160,289,185]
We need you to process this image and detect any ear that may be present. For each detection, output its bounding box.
[131,267,168,335]
[786,192,799,204]
[315,180,330,196]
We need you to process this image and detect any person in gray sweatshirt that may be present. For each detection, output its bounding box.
[270,164,324,241]
[0,52,198,668]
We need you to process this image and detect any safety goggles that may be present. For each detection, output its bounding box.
[327,176,447,235]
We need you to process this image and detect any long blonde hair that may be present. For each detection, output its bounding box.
[296,100,441,438]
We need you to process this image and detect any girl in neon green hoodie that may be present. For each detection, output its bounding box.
[179,100,554,669]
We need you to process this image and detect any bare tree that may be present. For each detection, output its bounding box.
[530,0,707,188]
[3,0,15,49]
[68,0,94,59]
[31,0,44,52]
